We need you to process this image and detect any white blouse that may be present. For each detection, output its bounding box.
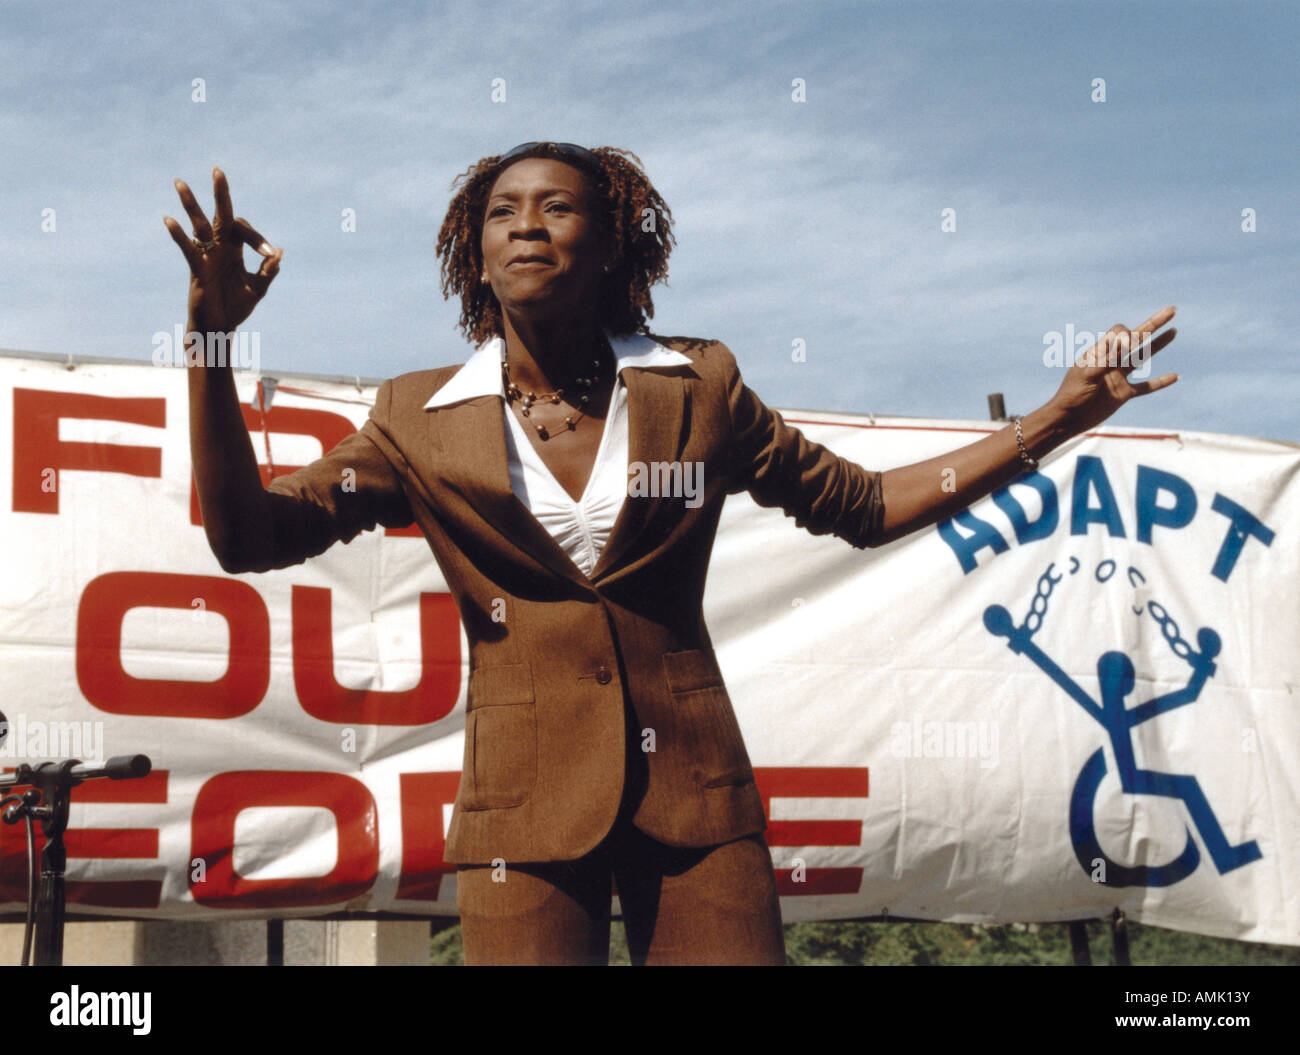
[423,332,692,577]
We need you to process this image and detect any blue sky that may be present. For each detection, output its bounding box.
[1,0,1296,441]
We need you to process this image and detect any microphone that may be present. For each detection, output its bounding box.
[71,755,152,781]
[0,754,152,790]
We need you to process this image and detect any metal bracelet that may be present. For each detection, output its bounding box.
[1012,415,1038,472]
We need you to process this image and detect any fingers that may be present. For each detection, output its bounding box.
[1076,325,1129,370]
[1132,305,1175,343]
[1124,327,1176,374]
[246,245,283,298]
[231,216,282,297]
[1080,307,1176,371]
[213,167,234,235]
[163,215,200,275]
[230,217,279,257]
[1110,306,1176,366]
[1127,372,1179,398]
[173,178,214,242]
[167,170,283,311]
[1106,324,1131,365]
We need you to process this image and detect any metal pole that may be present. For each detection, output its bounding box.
[1068,921,1092,965]
[267,919,284,966]
[1110,908,1131,966]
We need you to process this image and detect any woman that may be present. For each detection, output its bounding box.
[165,142,1178,965]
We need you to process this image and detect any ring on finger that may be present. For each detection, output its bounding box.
[193,237,217,251]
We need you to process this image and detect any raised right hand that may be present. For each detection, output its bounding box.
[164,166,283,335]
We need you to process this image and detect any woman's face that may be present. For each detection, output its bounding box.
[480,157,609,324]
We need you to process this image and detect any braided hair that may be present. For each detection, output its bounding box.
[436,145,676,344]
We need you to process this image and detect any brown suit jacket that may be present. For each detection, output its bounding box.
[261,335,886,864]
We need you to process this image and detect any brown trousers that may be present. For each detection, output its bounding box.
[457,815,786,965]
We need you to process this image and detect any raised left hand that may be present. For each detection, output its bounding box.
[1046,306,1179,435]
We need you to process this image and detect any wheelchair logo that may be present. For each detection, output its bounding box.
[983,558,1261,887]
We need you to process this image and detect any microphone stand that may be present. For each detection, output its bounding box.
[0,755,152,966]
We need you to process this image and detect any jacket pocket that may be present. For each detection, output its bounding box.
[661,649,755,789]
[461,663,537,811]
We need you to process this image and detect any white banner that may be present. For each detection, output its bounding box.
[1,353,1295,944]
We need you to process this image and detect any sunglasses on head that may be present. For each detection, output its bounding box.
[496,141,601,169]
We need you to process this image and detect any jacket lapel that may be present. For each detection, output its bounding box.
[590,367,688,582]
[426,365,690,588]
[428,396,592,590]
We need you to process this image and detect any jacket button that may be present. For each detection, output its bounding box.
[595,667,612,685]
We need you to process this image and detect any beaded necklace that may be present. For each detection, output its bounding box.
[501,345,608,440]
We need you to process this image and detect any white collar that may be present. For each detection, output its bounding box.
[423,331,692,409]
